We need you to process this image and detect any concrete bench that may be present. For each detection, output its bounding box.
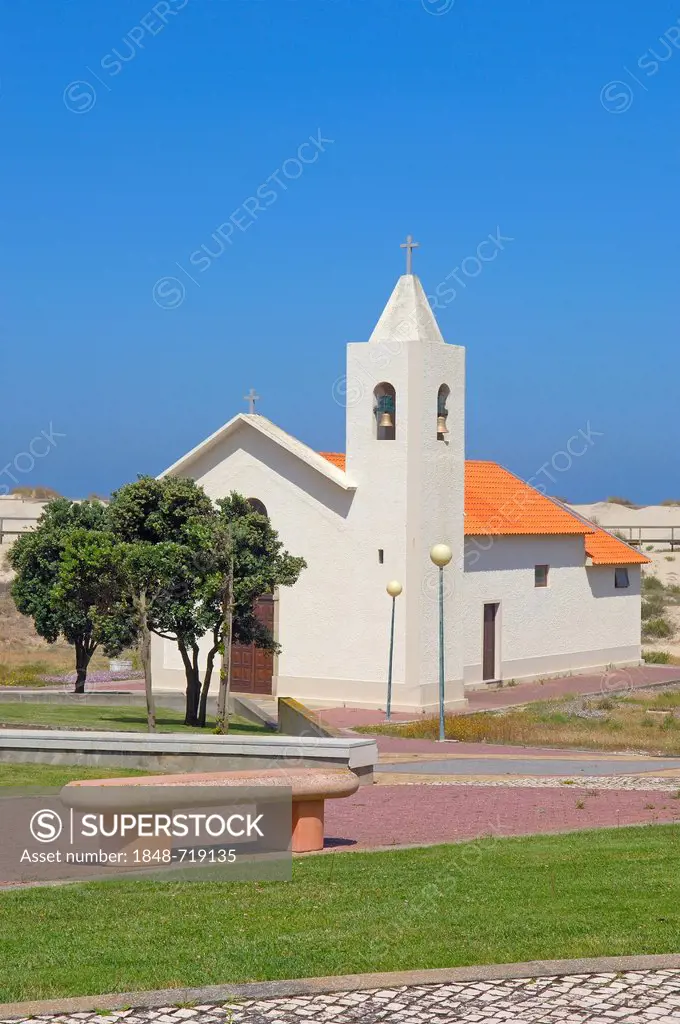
[61,767,359,854]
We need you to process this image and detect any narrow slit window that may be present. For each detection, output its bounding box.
[437,384,450,439]
[378,549,384,564]
[535,564,549,588]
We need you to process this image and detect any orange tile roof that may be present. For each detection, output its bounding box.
[317,453,649,564]
[464,460,592,536]
[318,452,346,470]
[584,529,649,565]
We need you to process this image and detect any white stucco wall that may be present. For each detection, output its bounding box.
[463,535,642,685]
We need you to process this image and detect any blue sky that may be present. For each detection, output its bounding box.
[1,0,678,503]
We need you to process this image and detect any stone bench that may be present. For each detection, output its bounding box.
[61,767,359,854]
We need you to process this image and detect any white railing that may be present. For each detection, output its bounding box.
[0,517,39,543]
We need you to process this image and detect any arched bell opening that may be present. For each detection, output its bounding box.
[374,382,396,441]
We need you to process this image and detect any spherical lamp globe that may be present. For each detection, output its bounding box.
[386,580,403,598]
[429,544,453,568]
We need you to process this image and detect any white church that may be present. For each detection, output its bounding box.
[152,244,647,712]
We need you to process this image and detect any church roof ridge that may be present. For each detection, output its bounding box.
[160,414,356,490]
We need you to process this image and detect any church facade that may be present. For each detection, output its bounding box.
[151,266,647,712]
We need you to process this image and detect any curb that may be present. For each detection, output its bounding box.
[2,953,680,1018]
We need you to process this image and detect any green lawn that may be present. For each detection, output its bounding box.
[0,762,152,787]
[0,702,266,734]
[1,825,679,1002]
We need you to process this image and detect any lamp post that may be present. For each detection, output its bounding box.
[429,544,452,742]
[385,580,403,721]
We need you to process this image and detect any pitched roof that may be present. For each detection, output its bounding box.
[318,453,649,565]
[161,415,356,490]
[584,529,649,565]
[464,461,593,536]
[318,452,346,470]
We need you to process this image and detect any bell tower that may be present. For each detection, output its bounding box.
[344,239,466,712]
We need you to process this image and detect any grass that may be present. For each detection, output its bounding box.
[362,689,680,754]
[0,662,59,688]
[643,650,672,664]
[0,702,267,735]
[0,652,140,687]
[0,762,151,787]
[0,825,678,1002]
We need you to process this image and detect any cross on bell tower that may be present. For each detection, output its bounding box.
[400,234,420,275]
[244,388,260,414]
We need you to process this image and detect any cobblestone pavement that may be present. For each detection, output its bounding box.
[374,773,680,790]
[378,758,680,777]
[6,970,680,1023]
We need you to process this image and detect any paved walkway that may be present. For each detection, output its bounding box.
[7,969,680,1022]
[378,755,680,776]
[314,665,680,730]
[323,781,680,850]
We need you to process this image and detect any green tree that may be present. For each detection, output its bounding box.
[107,478,306,727]
[201,494,306,730]
[8,500,138,692]
[107,476,216,725]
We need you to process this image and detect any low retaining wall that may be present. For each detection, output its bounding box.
[0,730,377,783]
[278,698,342,739]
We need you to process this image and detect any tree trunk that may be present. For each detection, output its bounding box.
[138,590,156,732]
[197,632,219,728]
[215,557,234,735]
[179,641,201,726]
[74,641,91,694]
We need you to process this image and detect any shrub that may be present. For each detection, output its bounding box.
[643,576,665,592]
[643,650,672,664]
[10,485,61,499]
[642,596,665,620]
[643,617,674,639]
[606,496,637,507]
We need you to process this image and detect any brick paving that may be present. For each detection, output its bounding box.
[323,783,680,850]
[6,970,680,1023]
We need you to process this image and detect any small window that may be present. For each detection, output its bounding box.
[437,384,450,440]
[247,498,268,517]
[535,564,549,588]
[615,567,630,589]
[378,549,384,564]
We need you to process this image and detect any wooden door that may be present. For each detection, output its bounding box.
[482,603,498,681]
[230,595,274,695]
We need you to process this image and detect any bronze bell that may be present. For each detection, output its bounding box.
[379,411,394,429]
[437,414,449,434]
